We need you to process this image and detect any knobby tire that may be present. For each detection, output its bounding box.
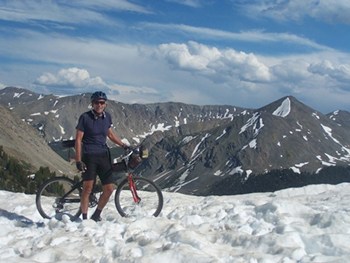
[114,176,163,217]
[36,177,82,220]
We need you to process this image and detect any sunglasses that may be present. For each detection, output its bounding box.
[93,100,106,105]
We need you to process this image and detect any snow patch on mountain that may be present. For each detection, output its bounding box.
[239,112,264,135]
[321,124,340,144]
[59,125,65,135]
[13,92,25,98]
[223,108,234,120]
[273,97,291,118]
[242,139,257,150]
[215,129,226,140]
[316,155,336,167]
[229,166,243,175]
[181,136,196,145]
[321,124,350,157]
[191,133,210,159]
[137,123,172,140]
[169,172,199,192]
[214,170,222,176]
[312,112,320,119]
[174,116,180,127]
[291,162,310,174]
[290,166,301,174]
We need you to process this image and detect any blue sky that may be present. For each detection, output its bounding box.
[1,0,350,113]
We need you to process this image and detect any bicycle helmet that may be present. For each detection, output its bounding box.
[91,91,107,102]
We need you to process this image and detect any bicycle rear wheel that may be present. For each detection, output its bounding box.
[36,177,82,220]
[114,176,163,217]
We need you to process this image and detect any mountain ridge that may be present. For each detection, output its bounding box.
[1,86,350,195]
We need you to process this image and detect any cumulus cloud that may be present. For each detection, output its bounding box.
[157,41,271,83]
[271,60,311,82]
[158,42,220,72]
[309,60,350,82]
[35,68,108,92]
[156,40,350,110]
[241,0,350,24]
[33,67,167,103]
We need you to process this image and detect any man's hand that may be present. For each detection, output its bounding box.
[76,161,87,172]
[122,143,130,150]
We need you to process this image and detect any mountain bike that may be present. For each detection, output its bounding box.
[35,141,163,220]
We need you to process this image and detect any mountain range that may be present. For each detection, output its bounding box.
[1,86,350,195]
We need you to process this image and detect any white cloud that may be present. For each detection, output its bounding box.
[241,0,350,24]
[1,26,350,112]
[221,49,271,82]
[0,0,150,26]
[72,0,151,13]
[158,42,221,72]
[35,68,107,92]
[157,41,271,83]
[309,60,350,83]
[108,84,162,104]
[165,0,203,8]
[0,1,105,25]
[141,23,330,51]
[34,67,167,103]
[271,60,311,82]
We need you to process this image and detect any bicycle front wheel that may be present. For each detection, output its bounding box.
[115,176,163,218]
[36,177,82,220]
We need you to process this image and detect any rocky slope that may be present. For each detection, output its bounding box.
[0,104,75,175]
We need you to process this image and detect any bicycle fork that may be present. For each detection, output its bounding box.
[128,173,141,203]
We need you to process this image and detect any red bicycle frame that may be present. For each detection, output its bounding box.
[127,173,141,203]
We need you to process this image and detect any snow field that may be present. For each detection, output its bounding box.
[1,183,350,262]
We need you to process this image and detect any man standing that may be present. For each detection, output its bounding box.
[75,91,126,221]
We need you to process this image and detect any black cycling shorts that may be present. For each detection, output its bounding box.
[82,152,113,185]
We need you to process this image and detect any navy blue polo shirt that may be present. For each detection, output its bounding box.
[76,110,112,154]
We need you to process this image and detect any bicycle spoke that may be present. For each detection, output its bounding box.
[36,177,81,220]
[115,177,163,218]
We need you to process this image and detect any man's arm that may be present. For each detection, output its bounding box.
[107,128,126,148]
[75,129,84,162]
